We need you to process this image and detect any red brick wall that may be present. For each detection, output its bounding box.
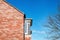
[0,0,24,40]
[25,35,31,40]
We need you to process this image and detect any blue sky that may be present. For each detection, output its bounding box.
[6,0,59,40]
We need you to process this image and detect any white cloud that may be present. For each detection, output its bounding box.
[32,30,46,34]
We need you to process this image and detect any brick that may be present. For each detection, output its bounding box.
[0,0,24,40]
[25,35,31,40]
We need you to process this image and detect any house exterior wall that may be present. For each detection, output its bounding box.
[0,0,24,40]
[25,35,31,40]
[24,19,32,40]
[0,0,32,40]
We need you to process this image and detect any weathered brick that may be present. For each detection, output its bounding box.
[0,0,24,40]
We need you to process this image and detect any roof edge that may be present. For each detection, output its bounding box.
[3,0,24,16]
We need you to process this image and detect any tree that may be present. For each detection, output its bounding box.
[44,14,60,40]
[44,0,60,40]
